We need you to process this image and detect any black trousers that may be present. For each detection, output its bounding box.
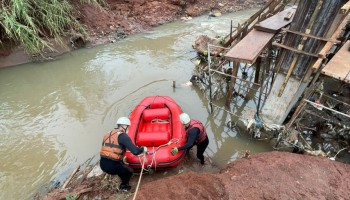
[100,157,133,185]
[195,135,209,163]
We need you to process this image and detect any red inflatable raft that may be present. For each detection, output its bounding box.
[125,96,187,171]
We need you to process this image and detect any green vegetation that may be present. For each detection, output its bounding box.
[65,194,77,200]
[0,0,102,55]
[219,37,226,46]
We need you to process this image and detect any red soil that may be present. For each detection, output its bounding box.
[41,151,350,200]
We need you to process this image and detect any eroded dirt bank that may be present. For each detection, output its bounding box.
[9,1,350,200]
[78,0,267,43]
[0,0,267,68]
[42,151,350,200]
[136,151,350,200]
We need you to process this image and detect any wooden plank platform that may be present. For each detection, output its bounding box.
[320,41,350,83]
[254,6,297,33]
[224,29,275,64]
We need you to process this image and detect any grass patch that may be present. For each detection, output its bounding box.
[0,0,104,55]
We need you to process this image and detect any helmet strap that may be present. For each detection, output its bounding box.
[121,125,128,133]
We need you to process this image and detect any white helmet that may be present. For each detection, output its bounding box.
[179,113,190,125]
[116,117,131,126]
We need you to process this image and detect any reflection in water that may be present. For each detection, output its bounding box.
[0,8,273,199]
[189,70,273,168]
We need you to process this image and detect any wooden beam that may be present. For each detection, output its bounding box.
[61,166,80,191]
[224,0,282,47]
[321,41,350,83]
[340,0,350,14]
[309,6,350,82]
[281,28,341,43]
[225,29,275,64]
[225,62,239,107]
[304,99,350,118]
[277,52,300,97]
[210,68,261,86]
[254,57,261,84]
[272,42,324,58]
[254,6,297,33]
[277,0,323,97]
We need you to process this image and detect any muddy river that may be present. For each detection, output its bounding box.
[0,9,272,199]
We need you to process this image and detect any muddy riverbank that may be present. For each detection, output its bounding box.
[3,1,350,199]
[40,151,350,200]
[0,0,267,68]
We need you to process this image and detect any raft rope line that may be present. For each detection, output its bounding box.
[133,140,176,198]
[137,140,176,173]
[151,119,170,124]
[132,152,147,200]
[149,141,176,171]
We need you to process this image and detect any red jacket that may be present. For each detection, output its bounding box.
[187,119,207,143]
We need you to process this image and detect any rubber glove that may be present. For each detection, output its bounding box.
[141,146,148,154]
[171,147,178,156]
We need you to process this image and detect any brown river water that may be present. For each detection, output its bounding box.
[0,9,272,200]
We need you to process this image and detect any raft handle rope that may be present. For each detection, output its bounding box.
[148,141,173,172]
[151,119,170,124]
[137,140,175,173]
[143,146,156,172]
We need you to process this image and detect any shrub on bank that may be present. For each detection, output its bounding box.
[0,0,103,55]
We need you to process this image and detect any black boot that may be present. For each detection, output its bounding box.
[118,184,132,192]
